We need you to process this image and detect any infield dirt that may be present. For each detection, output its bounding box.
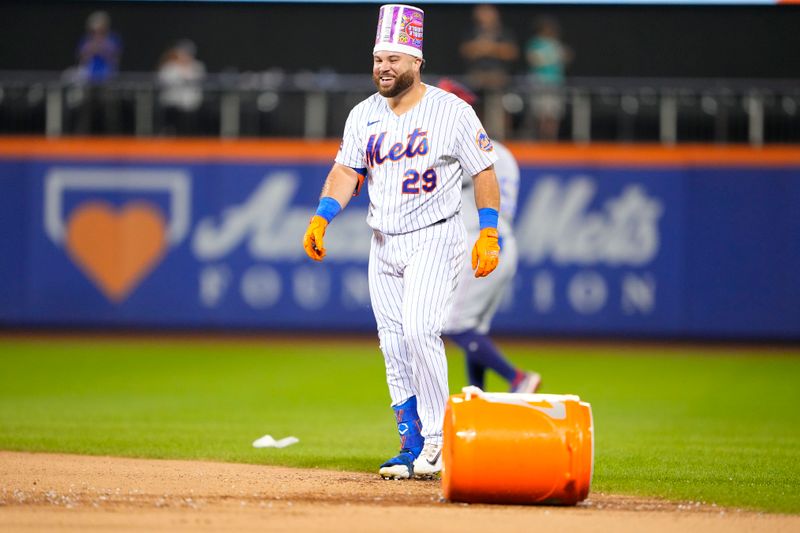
[1,452,797,532]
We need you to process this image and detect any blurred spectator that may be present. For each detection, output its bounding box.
[459,4,519,91]
[459,5,519,139]
[77,11,122,84]
[525,16,572,141]
[158,40,206,136]
[74,11,123,134]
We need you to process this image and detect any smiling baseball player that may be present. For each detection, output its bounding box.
[303,4,501,480]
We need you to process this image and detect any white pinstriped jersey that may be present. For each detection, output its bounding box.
[335,84,498,235]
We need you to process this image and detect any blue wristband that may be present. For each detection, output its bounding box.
[315,197,342,223]
[478,208,499,230]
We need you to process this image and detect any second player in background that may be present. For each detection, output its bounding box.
[438,78,541,395]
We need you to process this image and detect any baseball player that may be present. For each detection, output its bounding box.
[303,4,502,480]
[438,78,541,394]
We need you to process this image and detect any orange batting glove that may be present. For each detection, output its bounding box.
[471,228,500,278]
[303,215,328,261]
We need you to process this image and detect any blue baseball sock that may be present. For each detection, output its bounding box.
[466,359,487,389]
[449,330,518,385]
[392,395,423,456]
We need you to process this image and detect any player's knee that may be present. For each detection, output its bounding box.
[378,327,402,350]
[403,324,437,350]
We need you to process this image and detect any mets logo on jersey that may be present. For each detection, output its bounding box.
[365,128,429,168]
[476,129,494,152]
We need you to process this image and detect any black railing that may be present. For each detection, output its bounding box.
[1,71,798,144]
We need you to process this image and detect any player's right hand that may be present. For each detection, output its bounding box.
[303,215,329,261]
[471,228,500,278]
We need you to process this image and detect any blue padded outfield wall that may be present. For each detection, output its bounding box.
[0,140,798,339]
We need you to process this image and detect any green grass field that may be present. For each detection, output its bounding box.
[1,336,798,513]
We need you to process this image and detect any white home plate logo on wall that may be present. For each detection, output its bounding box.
[44,168,191,302]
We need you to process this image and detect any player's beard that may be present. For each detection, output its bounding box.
[373,69,415,98]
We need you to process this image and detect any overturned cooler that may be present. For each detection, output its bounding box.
[443,387,594,505]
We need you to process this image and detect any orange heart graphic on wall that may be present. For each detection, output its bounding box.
[65,201,167,302]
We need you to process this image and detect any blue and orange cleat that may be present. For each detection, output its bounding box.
[379,449,418,480]
[379,395,424,480]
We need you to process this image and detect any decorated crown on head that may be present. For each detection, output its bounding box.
[373,4,424,59]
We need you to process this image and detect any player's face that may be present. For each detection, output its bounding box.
[372,52,420,98]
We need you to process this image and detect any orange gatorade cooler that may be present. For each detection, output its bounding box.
[442,386,594,505]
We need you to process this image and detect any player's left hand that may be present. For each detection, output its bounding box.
[471,228,500,278]
[303,215,328,261]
